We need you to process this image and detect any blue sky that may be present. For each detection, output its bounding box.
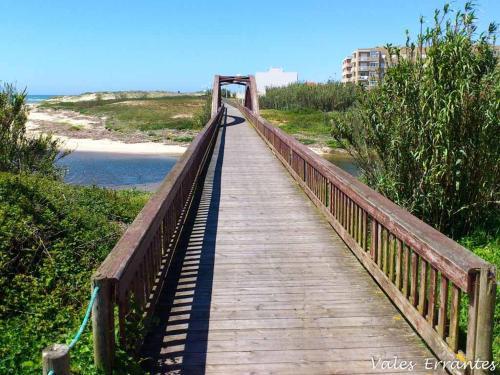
[1,0,498,94]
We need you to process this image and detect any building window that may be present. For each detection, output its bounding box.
[370,51,379,57]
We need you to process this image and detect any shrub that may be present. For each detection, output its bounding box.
[331,3,499,236]
[259,81,361,112]
[0,172,149,374]
[0,85,65,178]
[194,92,212,128]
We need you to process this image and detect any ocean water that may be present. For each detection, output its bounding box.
[26,94,57,103]
[56,151,179,191]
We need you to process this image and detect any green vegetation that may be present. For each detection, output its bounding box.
[41,95,208,132]
[331,3,499,237]
[0,172,150,374]
[259,82,360,148]
[193,91,212,129]
[459,226,500,363]
[0,85,151,373]
[0,85,64,178]
[259,81,361,112]
[260,109,335,146]
[329,3,499,361]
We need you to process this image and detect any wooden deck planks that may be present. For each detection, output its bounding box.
[141,106,444,374]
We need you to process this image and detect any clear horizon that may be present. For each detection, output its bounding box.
[1,0,498,95]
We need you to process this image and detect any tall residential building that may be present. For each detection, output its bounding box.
[341,47,387,88]
[342,45,499,88]
[255,67,298,95]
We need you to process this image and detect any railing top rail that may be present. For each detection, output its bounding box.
[94,108,223,282]
[240,107,494,293]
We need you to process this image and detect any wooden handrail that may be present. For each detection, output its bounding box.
[237,103,496,375]
[91,107,225,373]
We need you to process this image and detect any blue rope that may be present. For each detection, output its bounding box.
[68,286,100,349]
[45,286,100,375]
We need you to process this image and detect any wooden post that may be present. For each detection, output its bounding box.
[474,268,496,366]
[42,344,70,375]
[91,275,115,374]
[466,272,480,374]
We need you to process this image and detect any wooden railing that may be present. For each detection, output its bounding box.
[237,103,497,375]
[90,107,225,373]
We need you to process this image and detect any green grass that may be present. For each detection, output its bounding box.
[41,95,207,132]
[260,109,346,149]
[172,135,194,143]
[0,172,150,374]
[260,109,333,145]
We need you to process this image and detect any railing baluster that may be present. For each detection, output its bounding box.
[402,244,410,297]
[427,268,437,325]
[395,239,402,289]
[418,259,428,315]
[448,285,460,352]
[437,276,448,338]
[410,252,418,307]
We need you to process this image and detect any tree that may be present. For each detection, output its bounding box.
[331,3,499,236]
[0,84,65,178]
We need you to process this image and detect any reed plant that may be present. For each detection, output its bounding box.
[260,81,360,112]
[331,3,499,237]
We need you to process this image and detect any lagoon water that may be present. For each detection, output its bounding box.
[56,150,358,192]
[57,152,179,191]
[322,151,360,177]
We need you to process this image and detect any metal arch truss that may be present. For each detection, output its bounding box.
[211,75,259,117]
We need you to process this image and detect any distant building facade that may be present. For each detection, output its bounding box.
[342,44,499,88]
[255,68,298,95]
[342,47,387,88]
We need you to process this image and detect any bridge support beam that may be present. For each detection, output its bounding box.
[211,75,221,117]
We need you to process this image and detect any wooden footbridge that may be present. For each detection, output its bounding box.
[45,76,496,374]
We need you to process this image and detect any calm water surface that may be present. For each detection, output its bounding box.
[57,152,179,191]
[27,94,58,103]
[56,149,357,193]
[322,150,360,177]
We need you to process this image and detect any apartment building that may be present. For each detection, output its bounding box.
[342,44,499,88]
[341,47,386,88]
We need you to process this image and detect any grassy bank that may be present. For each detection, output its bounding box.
[260,109,339,149]
[40,95,209,143]
[0,172,150,374]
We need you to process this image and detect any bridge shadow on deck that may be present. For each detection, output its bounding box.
[141,110,238,374]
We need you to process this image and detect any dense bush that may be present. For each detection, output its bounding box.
[194,92,212,128]
[0,172,149,374]
[0,85,64,178]
[331,3,499,236]
[260,81,361,112]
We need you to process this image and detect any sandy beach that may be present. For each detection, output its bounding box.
[27,104,188,155]
[51,135,187,154]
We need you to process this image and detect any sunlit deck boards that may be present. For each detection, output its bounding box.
[141,105,444,374]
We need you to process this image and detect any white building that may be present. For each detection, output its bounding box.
[255,68,298,95]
